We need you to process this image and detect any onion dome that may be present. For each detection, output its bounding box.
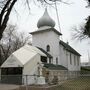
[37,8,55,28]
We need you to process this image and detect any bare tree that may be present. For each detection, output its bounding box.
[71,16,90,41]
[82,0,90,39]
[0,0,17,40]
[86,0,90,7]
[0,24,31,65]
[71,0,90,41]
[0,0,68,40]
[84,16,90,37]
[71,25,88,41]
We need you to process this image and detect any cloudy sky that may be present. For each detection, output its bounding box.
[9,0,90,62]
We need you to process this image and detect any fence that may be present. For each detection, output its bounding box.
[0,71,90,85]
[0,75,40,85]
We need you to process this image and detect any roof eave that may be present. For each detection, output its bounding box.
[30,27,62,35]
[59,41,81,56]
[66,49,81,56]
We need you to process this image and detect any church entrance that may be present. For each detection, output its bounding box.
[1,67,22,84]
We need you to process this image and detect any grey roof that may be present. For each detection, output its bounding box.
[30,28,62,35]
[60,40,81,56]
[44,63,68,70]
[37,47,53,58]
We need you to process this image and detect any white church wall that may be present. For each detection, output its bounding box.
[58,45,80,71]
[59,45,68,68]
[67,52,80,71]
[32,30,80,71]
[76,56,80,71]
[32,30,61,65]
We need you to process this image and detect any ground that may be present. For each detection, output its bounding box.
[17,76,90,90]
[0,76,90,90]
[60,76,90,90]
[0,84,19,90]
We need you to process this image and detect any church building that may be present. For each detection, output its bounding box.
[1,8,81,85]
[30,8,81,71]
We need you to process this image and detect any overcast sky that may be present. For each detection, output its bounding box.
[9,0,90,62]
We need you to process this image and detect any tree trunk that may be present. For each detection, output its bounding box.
[0,0,17,40]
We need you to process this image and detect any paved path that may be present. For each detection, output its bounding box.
[0,84,19,90]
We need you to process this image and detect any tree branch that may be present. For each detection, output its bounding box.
[0,0,11,25]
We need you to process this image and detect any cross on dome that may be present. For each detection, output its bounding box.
[37,8,55,28]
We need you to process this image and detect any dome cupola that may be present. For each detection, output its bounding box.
[37,8,55,28]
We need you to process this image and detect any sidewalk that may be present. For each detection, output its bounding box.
[0,84,19,90]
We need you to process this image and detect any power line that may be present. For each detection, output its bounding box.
[54,1,63,40]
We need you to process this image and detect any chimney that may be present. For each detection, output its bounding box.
[67,41,69,45]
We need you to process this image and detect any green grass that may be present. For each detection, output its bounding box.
[59,77,90,90]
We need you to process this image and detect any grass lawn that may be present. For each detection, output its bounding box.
[59,76,90,90]
[15,77,90,90]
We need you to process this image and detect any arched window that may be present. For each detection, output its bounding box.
[46,45,50,52]
[56,57,58,65]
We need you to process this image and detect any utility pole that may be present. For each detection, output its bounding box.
[54,0,63,40]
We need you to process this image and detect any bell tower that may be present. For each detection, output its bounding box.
[30,8,62,64]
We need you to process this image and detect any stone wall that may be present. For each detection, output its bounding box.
[42,68,80,84]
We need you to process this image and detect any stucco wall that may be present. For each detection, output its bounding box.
[59,45,68,68]
[59,44,80,71]
[67,52,80,71]
[31,29,80,71]
[32,30,61,65]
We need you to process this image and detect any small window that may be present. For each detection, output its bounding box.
[77,60,79,66]
[49,58,52,64]
[70,53,72,65]
[56,57,58,65]
[74,55,76,65]
[77,57,79,66]
[41,56,47,63]
[46,45,50,52]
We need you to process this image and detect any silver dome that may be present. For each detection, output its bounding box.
[37,8,55,28]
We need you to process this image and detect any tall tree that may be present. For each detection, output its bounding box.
[72,0,90,41]
[86,0,90,6]
[0,0,17,40]
[0,0,67,40]
[0,24,31,65]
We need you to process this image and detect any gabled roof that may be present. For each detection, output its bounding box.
[1,54,23,68]
[59,40,81,56]
[37,47,52,58]
[44,63,68,70]
[1,45,46,68]
[30,27,62,35]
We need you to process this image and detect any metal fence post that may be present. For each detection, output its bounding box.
[25,75,28,90]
